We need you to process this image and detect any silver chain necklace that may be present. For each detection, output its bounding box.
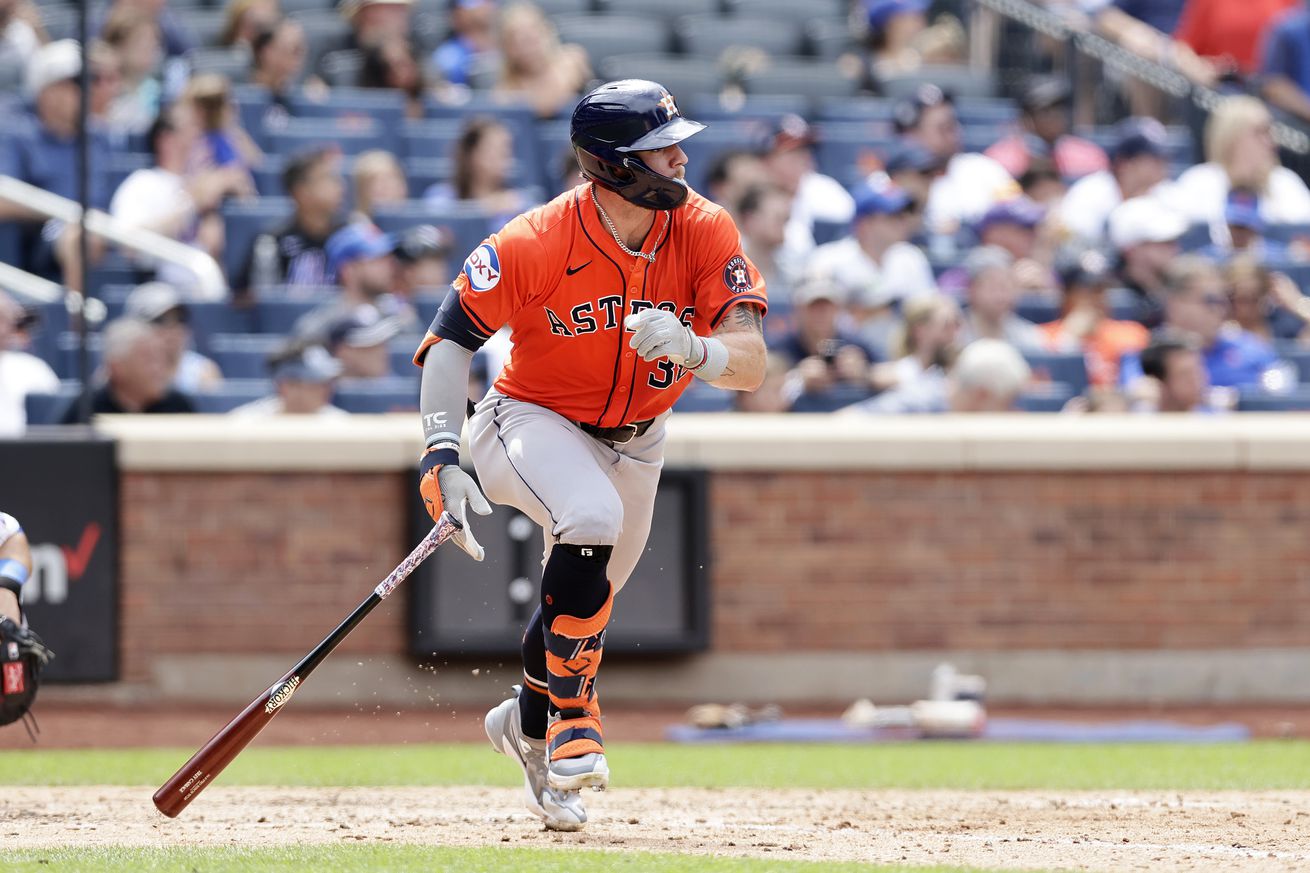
[590,186,668,263]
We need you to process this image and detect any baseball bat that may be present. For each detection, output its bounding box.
[152,512,463,818]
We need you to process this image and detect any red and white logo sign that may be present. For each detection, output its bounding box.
[2,661,24,694]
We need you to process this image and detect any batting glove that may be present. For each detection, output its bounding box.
[419,449,490,561]
[624,310,704,367]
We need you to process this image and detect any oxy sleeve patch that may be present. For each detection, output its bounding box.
[463,243,502,292]
[723,255,752,294]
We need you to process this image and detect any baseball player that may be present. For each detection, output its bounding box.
[414,80,767,830]
[0,512,54,735]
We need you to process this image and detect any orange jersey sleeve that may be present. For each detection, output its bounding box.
[412,214,550,365]
[690,205,768,334]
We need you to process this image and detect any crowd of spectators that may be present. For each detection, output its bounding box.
[7,0,1310,427]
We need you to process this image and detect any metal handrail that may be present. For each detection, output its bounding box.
[972,0,1310,155]
[0,175,229,302]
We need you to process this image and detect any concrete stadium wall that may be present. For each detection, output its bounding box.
[57,415,1310,708]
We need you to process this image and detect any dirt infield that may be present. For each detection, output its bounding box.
[5,786,1310,872]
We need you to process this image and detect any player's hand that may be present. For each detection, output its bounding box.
[624,310,702,367]
[419,455,490,561]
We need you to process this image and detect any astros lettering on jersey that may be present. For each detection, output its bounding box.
[415,183,768,427]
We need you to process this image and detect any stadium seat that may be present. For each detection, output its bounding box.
[791,386,875,413]
[743,61,859,100]
[674,383,735,412]
[279,0,337,15]
[676,15,807,60]
[954,98,1020,127]
[812,120,898,187]
[221,199,294,280]
[1024,351,1089,395]
[252,155,287,197]
[816,97,897,122]
[1278,348,1310,385]
[403,117,540,188]
[807,18,854,60]
[102,152,154,199]
[193,379,276,412]
[372,202,502,267]
[725,0,846,23]
[176,9,227,48]
[290,10,353,67]
[555,15,672,66]
[37,5,76,41]
[318,49,365,88]
[54,331,104,381]
[1265,223,1310,244]
[1236,389,1310,412]
[186,46,252,82]
[683,94,809,124]
[597,55,726,103]
[266,117,397,158]
[533,0,596,15]
[1178,223,1212,252]
[97,298,254,351]
[208,334,286,378]
[880,66,998,100]
[1014,297,1061,325]
[24,382,83,426]
[1016,382,1075,412]
[602,0,723,19]
[251,294,336,334]
[335,377,420,412]
[290,88,408,133]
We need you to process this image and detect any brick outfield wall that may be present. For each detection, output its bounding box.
[119,470,1310,683]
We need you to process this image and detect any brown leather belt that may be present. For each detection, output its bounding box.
[576,417,656,445]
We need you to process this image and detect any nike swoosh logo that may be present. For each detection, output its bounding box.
[565,262,591,276]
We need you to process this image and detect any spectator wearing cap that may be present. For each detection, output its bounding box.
[349,150,408,224]
[0,290,59,437]
[1176,0,1297,77]
[0,41,111,288]
[1058,117,1170,249]
[769,272,879,402]
[294,221,398,341]
[1120,255,1282,393]
[939,198,1054,298]
[985,76,1108,183]
[876,140,942,222]
[123,282,224,393]
[808,181,936,319]
[1108,196,1186,328]
[433,0,497,89]
[736,185,798,305]
[232,343,348,416]
[110,103,253,291]
[957,245,1045,354]
[860,0,929,86]
[764,115,857,274]
[236,147,346,296]
[494,2,591,120]
[893,84,1017,235]
[325,309,403,378]
[1133,334,1214,413]
[61,318,196,422]
[843,338,1031,414]
[393,224,453,298]
[1040,251,1149,388]
[1161,95,1310,228]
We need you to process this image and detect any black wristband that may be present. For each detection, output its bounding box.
[419,447,459,478]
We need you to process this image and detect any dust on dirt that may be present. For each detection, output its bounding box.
[4,786,1309,872]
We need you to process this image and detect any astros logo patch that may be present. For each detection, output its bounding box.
[464,243,501,292]
[658,94,678,120]
[722,255,752,294]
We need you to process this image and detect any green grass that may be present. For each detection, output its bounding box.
[1,741,1306,790]
[1,845,996,873]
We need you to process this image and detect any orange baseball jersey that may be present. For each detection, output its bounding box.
[414,183,768,427]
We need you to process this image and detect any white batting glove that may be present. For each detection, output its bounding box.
[437,465,491,561]
[624,310,704,367]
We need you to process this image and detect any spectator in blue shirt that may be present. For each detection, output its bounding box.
[432,0,496,88]
[1121,255,1282,391]
[0,40,111,286]
[1260,7,1310,124]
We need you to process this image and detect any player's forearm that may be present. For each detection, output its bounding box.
[703,331,766,391]
[419,340,475,462]
[0,532,31,624]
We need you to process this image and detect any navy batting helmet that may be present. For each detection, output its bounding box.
[570,79,705,210]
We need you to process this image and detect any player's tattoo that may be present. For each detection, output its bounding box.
[729,305,763,333]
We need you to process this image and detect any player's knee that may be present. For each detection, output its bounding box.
[557,496,623,545]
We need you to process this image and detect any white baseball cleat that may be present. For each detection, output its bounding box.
[484,688,587,831]
[547,750,610,792]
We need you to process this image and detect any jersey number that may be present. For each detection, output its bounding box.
[648,360,686,390]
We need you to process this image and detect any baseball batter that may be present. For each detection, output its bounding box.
[414,80,767,830]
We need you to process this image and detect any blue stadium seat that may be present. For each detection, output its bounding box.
[1014,297,1061,325]
[816,97,897,122]
[744,61,859,100]
[372,202,501,266]
[252,154,287,197]
[221,199,294,279]
[103,152,154,196]
[98,299,255,351]
[597,55,726,104]
[603,0,724,19]
[813,120,898,187]
[1178,222,1212,252]
[54,332,104,381]
[251,294,336,334]
[23,301,72,368]
[677,15,807,59]
[1023,351,1089,395]
[1277,348,1310,385]
[954,98,1021,127]
[335,377,420,413]
[403,118,539,188]
[683,94,809,125]
[1237,389,1310,412]
[791,386,875,413]
[208,334,286,378]
[289,88,408,133]
[725,0,845,23]
[193,379,276,412]
[807,17,853,60]
[555,15,672,65]
[176,9,227,48]
[674,383,736,412]
[1265,223,1310,244]
[880,66,997,100]
[266,117,397,158]
[24,382,83,425]
[1016,382,1075,412]
[187,46,252,82]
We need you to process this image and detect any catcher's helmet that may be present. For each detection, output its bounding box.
[570,79,705,210]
